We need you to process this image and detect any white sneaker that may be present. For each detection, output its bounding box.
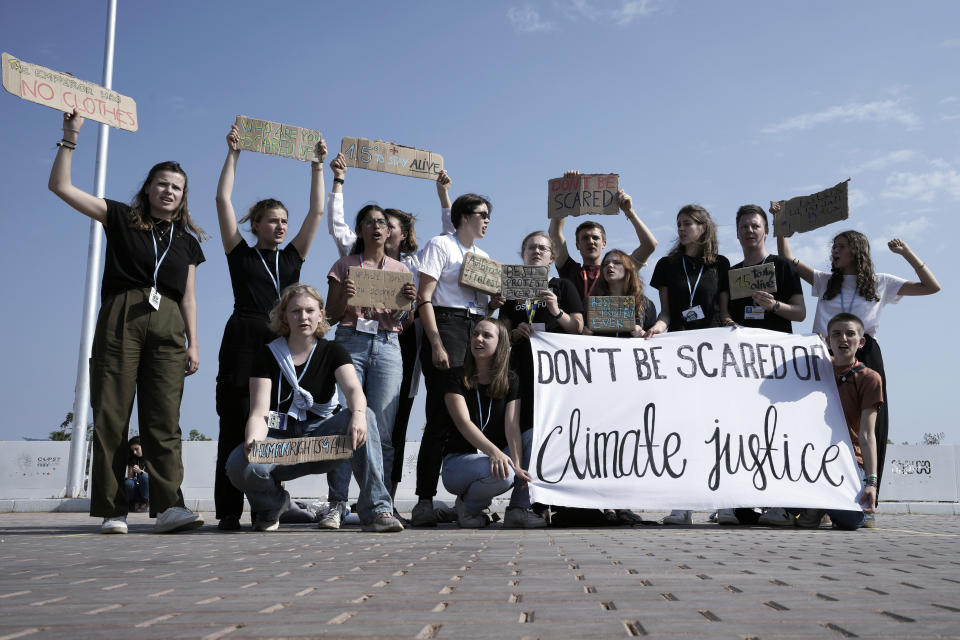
[662,509,692,525]
[101,516,128,534]
[317,502,345,530]
[758,507,795,527]
[154,506,203,533]
[253,516,280,532]
[717,508,739,525]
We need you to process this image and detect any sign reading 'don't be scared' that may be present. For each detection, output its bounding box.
[2,52,138,131]
[548,173,620,218]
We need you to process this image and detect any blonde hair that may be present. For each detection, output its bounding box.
[268,283,331,338]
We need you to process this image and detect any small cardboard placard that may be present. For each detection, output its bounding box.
[2,52,138,131]
[247,435,352,465]
[340,137,443,179]
[586,296,635,334]
[728,263,778,300]
[548,173,620,218]
[773,179,849,237]
[458,253,502,294]
[500,264,550,300]
[234,115,322,162]
[347,266,414,310]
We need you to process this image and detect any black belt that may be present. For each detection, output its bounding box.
[433,306,478,319]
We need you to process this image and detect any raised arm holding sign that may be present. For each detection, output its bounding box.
[340,137,443,179]
[234,115,323,162]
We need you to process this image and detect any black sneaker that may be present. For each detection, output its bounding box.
[217,515,241,531]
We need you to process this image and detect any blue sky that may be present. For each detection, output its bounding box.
[0,1,955,445]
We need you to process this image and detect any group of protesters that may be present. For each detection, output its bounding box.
[48,109,941,535]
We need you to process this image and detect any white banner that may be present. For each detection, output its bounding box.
[529,328,863,511]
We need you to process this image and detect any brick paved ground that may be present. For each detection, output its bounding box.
[0,512,958,639]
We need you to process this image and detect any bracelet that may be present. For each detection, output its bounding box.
[864,478,878,487]
[57,139,77,150]
[792,257,799,266]
[773,301,780,313]
[865,474,878,481]
[420,300,432,306]
[333,177,345,185]
[551,309,563,320]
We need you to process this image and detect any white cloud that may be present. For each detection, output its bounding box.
[882,160,960,202]
[848,188,870,210]
[940,39,960,48]
[761,100,921,134]
[941,113,960,121]
[561,0,660,25]
[507,6,554,33]
[939,96,958,105]
[788,232,833,271]
[846,150,917,174]
[883,216,932,241]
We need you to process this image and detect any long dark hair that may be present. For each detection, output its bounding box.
[384,208,418,255]
[128,161,209,241]
[823,230,879,302]
[667,204,718,265]
[593,249,647,322]
[349,204,386,255]
[463,318,512,398]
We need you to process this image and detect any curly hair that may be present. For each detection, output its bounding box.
[593,249,648,323]
[463,318,512,398]
[268,283,331,338]
[667,204,718,265]
[128,161,210,241]
[823,231,879,302]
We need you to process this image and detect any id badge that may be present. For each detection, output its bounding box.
[267,411,287,432]
[682,305,705,323]
[531,322,546,333]
[356,318,379,334]
[744,305,765,320]
[148,287,161,310]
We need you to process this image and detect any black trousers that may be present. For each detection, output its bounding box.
[415,308,481,499]
[391,323,418,487]
[857,334,889,495]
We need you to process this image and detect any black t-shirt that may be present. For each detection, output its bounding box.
[101,199,205,303]
[441,368,520,456]
[501,277,584,331]
[727,254,801,333]
[650,254,730,331]
[557,257,602,303]
[227,240,304,316]
[250,340,353,414]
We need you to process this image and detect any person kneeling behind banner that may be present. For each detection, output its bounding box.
[225,284,402,533]
[439,318,546,528]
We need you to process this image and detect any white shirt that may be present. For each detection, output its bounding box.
[811,270,906,338]
[419,232,491,311]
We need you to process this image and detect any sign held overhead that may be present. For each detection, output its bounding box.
[234,115,323,162]
[2,52,138,131]
[340,137,444,179]
[772,180,850,237]
[548,173,620,218]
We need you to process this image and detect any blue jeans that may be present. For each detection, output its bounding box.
[125,473,149,504]
[326,327,403,509]
[441,430,533,515]
[225,408,392,523]
[826,466,867,530]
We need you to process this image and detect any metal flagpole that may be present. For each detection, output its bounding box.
[65,0,118,497]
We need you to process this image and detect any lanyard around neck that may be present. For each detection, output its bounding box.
[839,280,856,314]
[475,387,493,432]
[681,256,704,307]
[256,247,281,300]
[278,341,318,409]
[151,226,174,288]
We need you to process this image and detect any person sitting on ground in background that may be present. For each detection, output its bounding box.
[440,318,541,528]
[225,284,402,533]
[795,313,881,530]
[549,170,657,303]
[125,436,149,513]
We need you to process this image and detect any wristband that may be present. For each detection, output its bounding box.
[551,309,563,320]
[333,177,345,185]
[57,139,77,150]
[865,474,878,482]
[773,301,780,313]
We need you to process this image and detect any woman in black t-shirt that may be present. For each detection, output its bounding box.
[439,318,545,529]
[212,125,327,531]
[647,205,733,525]
[49,110,208,535]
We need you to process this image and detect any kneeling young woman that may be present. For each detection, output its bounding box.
[439,318,544,528]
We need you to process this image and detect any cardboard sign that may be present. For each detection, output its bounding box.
[2,52,138,131]
[247,435,352,465]
[548,173,620,219]
[459,253,502,294]
[728,263,778,300]
[501,264,550,300]
[340,137,444,179]
[586,296,635,333]
[234,115,322,162]
[773,180,849,237]
[347,266,414,310]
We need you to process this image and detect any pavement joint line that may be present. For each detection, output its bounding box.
[28,596,67,606]
[0,591,31,599]
[101,582,127,590]
[84,603,121,615]
[135,612,180,628]
[327,611,356,625]
[195,596,222,605]
[200,624,243,640]
[148,588,174,597]
[0,629,44,640]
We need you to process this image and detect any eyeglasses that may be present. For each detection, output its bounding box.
[525,244,552,254]
[467,210,491,221]
[362,218,389,228]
